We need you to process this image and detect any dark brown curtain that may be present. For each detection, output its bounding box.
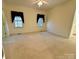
[37,14,45,23]
[11,11,24,23]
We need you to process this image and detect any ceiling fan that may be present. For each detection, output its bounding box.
[33,0,48,7]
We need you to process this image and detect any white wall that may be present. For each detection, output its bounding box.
[47,0,76,38]
[3,4,47,35]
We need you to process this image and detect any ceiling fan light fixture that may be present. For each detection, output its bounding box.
[33,0,48,7]
[37,1,43,7]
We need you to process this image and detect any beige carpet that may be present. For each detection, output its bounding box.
[3,32,76,59]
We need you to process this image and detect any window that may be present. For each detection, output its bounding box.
[37,17,43,28]
[14,16,23,28]
[37,14,45,29]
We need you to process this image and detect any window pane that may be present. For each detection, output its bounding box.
[38,18,43,28]
[18,21,22,27]
[14,16,22,21]
[14,16,23,28]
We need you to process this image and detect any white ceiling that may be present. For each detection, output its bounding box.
[3,0,68,9]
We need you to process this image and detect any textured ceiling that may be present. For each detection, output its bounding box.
[3,0,68,9]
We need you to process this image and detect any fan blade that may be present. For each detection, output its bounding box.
[33,1,39,4]
[42,1,48,4]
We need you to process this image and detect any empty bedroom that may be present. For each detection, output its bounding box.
[2,0,76,59]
